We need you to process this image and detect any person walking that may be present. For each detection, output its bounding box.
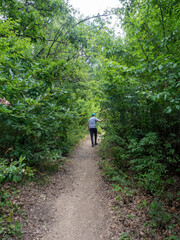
[88,113,103,147]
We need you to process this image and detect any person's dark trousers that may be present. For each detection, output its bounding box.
[90,128,97,146]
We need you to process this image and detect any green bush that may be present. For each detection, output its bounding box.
[0,156,27,183]
[0,188,22,239]
[127,133,167,194]
[148,199,172,228]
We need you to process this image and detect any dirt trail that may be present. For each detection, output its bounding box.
[20,136,180,240]
[43,136,110,240]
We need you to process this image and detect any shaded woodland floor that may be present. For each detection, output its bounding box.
[12,136,179,240]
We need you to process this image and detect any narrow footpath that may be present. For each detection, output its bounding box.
[20,136,179,240]
[42,136,112,240]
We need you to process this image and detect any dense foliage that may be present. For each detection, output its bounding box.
[0,1,102,238]
[0,0,179,238]
[94,0,180,237]
[97,0,180,194]
[0,0,96,171]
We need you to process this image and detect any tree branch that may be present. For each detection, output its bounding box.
[52,13,113,56]
[159,2,169,52]
[138,39,149,63]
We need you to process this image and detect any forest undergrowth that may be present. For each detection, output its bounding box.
[99,141,180,239]
[0,0,179,239]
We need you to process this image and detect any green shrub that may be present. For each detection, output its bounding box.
[128,133,167,194]
[0,156,27,183]
[0,188,22,239]
[148,199,172,228]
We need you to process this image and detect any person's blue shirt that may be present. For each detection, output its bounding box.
[88,117,98,128]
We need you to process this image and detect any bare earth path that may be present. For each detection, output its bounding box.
[19,135,180,240]
[43,136,110,240]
